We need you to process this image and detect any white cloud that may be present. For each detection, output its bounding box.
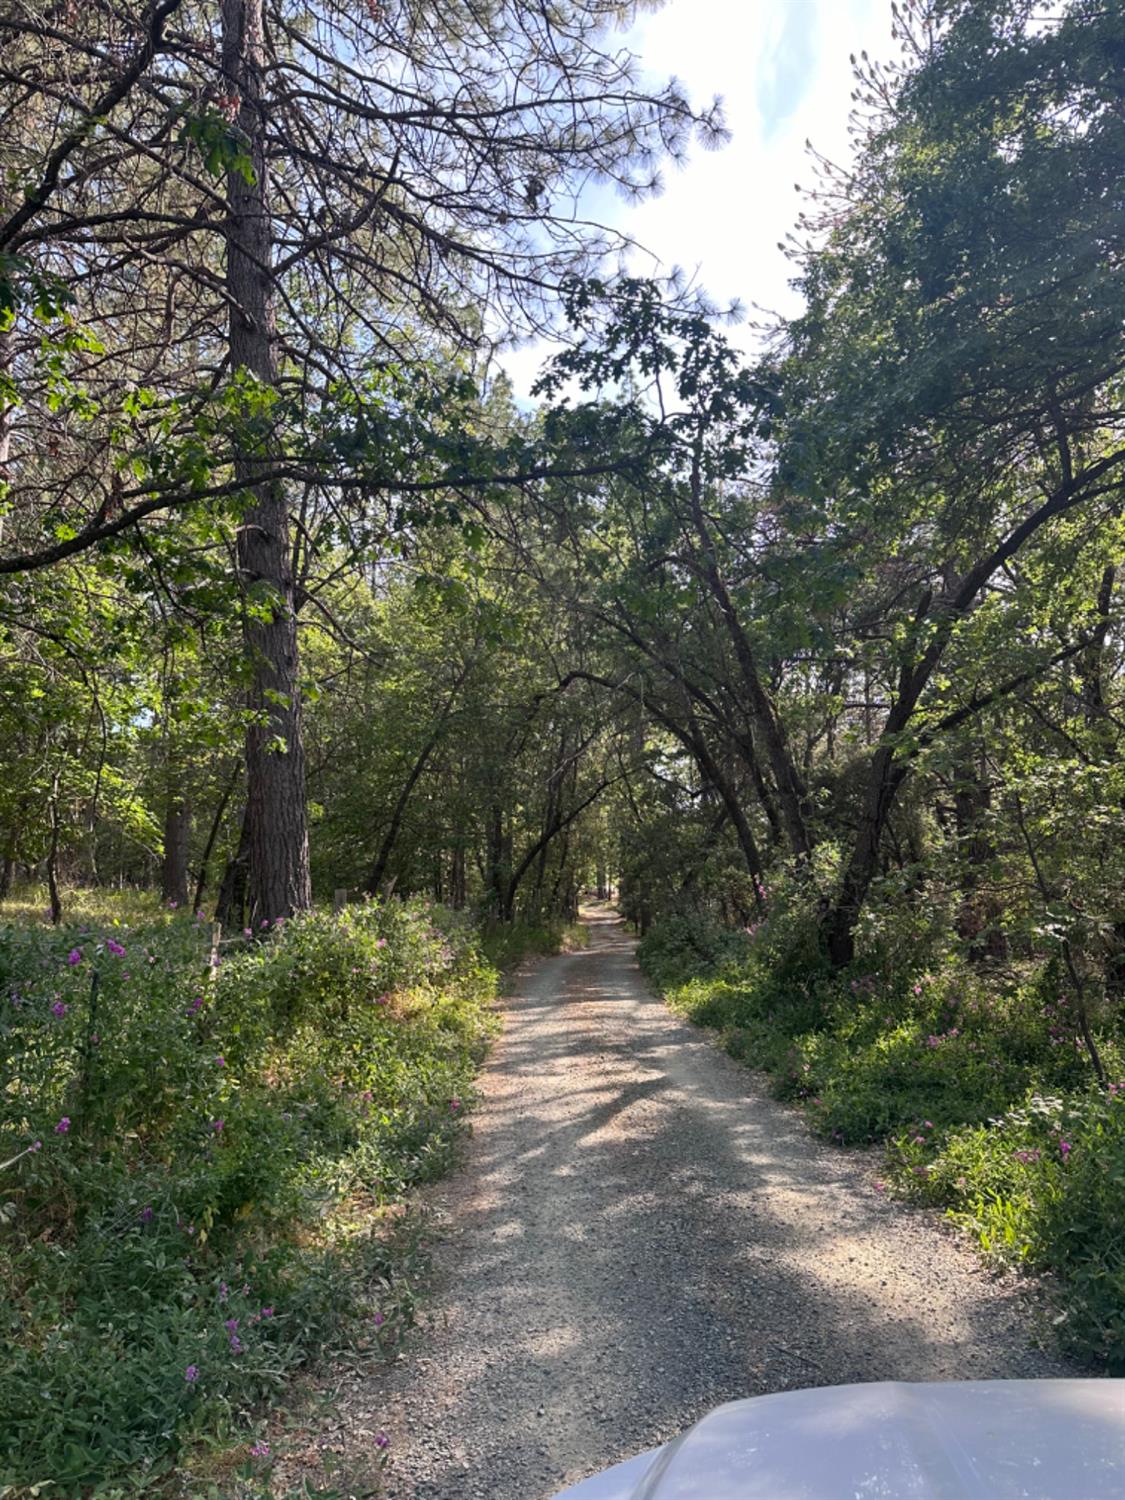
[501,0,896,398]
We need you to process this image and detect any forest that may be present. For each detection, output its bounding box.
[0,0,1123,1493]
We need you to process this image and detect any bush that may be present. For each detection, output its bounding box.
[0,899,497,1493]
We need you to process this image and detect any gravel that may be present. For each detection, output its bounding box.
[282,907,1075,1498]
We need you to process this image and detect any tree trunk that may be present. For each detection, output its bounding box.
[193,764,238,916]
[686,442,813,859]
[215,799,251,930]
[223,0,311,923]
[160,790,190,908]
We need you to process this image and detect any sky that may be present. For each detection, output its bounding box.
[502,0,896,397]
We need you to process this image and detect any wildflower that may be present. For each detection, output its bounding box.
[1059,1139,1072,1159]
[30,1139,42,1152]
[874,1181,886,1193]
[375,992,390,1005]
[250,1441,270,1458]
[215,1055,225,1067]
[219,1281,229,1302]
[243,927,253,938]
[187,995,204,1014]
[912,983,922,995]
[260,918,270,930]
[51,1001,68,1019]
[259,1305,273,1318]
[140,1205,154,1223]
[229,1333,243,1354]
[375,1433,390,1450]
[67,948,82,966]
[450,1098,461,1113]
[241,1283,251,1296]
[106,938,126,957]
[211,1118,224,1133]
[55,1116,70,1134]
[168,899,179,909]
[375,937,388,949]
[224,1318,239,1333]
[912,1135,925,1145]
[184,1365,199,1383]
[374,1311,385,1327]
[923,1121,933,1129]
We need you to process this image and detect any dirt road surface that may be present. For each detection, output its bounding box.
[310,907,1071,1498]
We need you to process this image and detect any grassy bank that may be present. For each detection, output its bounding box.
[0,898,500,1495]
[639,915,1125,1369]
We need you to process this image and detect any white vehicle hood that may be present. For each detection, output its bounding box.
[554,1380,1125,1500]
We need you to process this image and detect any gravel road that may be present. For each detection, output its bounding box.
[308,906,1073,1498]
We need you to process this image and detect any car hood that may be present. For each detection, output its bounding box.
[553,1380,1125,1500]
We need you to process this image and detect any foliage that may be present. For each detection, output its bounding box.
[0,902,497,1493]
[640,895,1125,1367]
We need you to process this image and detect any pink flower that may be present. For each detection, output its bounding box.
[375,938,388,949]
[250,1441,270,1458]
[55,1116,70,1134]
[67,949,82,966]
[450,1098,461,1113]
[373,1311,385,1327]
[375,1433,390,1450]
[211,1118,224,1133]
[874,1181,886,1193]
[106,938,126,957]
[1059,1139,1072,1159]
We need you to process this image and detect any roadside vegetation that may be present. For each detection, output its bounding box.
[0,898,498,1494]
[640,894,1125,1370]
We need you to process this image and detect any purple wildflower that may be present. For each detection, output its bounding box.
[1059,1139,1072,1159]
[67,948,82,966]
[30,1139,42,1152]
[229,1333,243,1354]
[106,938,126,957]
[259,1305,273,1318]
[224,1318,239,1333]
[55,1116,70,1134]
[187,995,204,1015]
[211,1118,224,1133]
[373,1311,385,1327]
[184,1365,199,1383]
[140,1205,154,1223]
[219,1281,229,1302]
[250,1441,270,1458]
[375,1433,390,1450]
[215,1056,225,1068]
[51,1001,68,1019]
[450,1098,461,1113]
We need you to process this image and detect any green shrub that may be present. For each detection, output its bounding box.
[0,899,497,1493]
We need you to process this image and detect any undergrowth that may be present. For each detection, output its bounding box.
[639,908,1125,1369]
[0,899,499,1495]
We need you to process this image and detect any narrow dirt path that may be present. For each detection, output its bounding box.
[316,907,1072,1498]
